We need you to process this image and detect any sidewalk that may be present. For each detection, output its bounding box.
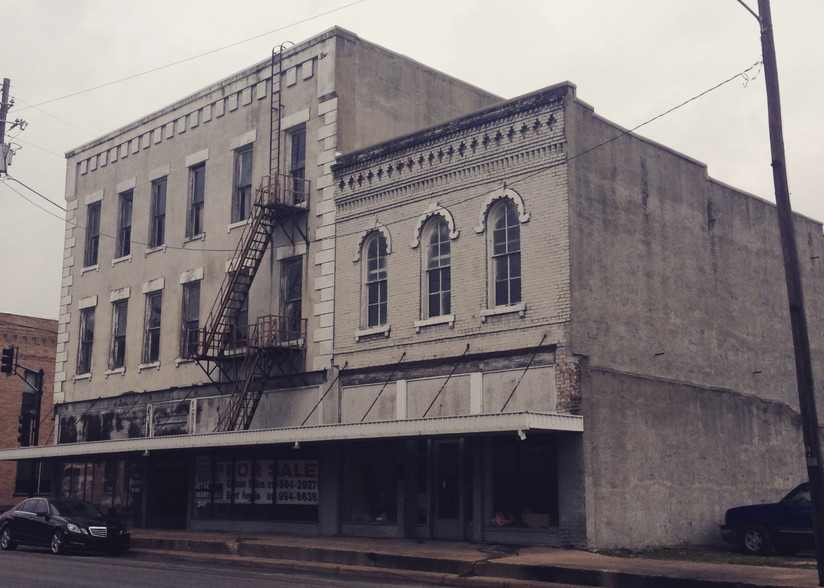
[129,529,821,587]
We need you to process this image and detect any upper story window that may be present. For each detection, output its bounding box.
[150,178,167,248]
[289,128,306,182]
[143,291,162,364]
[424,218,451,319]
[115,190,133,259]
[232,146,253,223]
[77,307,95,375]
[288,128,306,203]
[281,257,303,340]
[83,202,101,267]
[227,291,249,349]
[109,300,128,370]
[180,281,200,358]
[186,163,206,238]
[489,199,521,307]
[363,233,388,328]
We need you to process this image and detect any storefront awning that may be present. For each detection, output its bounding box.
[0,411,583,461]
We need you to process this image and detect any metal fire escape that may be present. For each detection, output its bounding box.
[194,45,308,432]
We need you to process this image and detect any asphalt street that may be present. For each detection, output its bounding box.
[0,548,435,588]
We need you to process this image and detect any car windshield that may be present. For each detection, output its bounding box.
[50,500,102,518]
[784,485,812,507]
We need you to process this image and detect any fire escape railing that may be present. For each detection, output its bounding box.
[196,173,309,360]
[218,314,307,432]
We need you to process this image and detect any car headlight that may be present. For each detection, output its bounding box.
[67,523,82,534]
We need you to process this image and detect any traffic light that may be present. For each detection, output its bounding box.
[17,413,31,447]
[1,344,14,375]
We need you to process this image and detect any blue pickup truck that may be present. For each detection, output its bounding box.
[720,482,812,555]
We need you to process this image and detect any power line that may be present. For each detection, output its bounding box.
[0,178,66,222]
[331,60,764,243]
[15,0,367,112]
[3,60,761,259]
[6,175,67,213]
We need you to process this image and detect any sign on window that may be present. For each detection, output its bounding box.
[276,460,318,505]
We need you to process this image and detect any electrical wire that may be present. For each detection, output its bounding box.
[14,0,368,112]
[3,60,763,260]
[331,60,764,243]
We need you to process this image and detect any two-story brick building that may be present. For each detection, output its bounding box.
[327,81,820,548]
[1,31,820,551]
[0,313,57,509]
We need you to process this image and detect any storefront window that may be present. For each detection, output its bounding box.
[192,449,317,522]
[14,461,51,496]
[58,458,142,527]
[342,441,398,524]
[490,435,558,529]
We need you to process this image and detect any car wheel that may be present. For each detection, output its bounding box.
[50,531,65,555]
[0,526,17,551]
[741,524,773,555]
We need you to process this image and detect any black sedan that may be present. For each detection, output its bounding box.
[0,498,130,555]
[720,482,812,555]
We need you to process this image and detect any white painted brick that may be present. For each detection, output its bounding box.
[313,300,334,315]
[312,326,333,343]
[318,122,337,141]
[314,248,334,265]
[315,224,335,240]
[318,97,337,115]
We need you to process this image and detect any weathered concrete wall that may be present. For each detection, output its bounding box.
[566,97,824,412]
[583,367,805,550]
[57,27,504,421]
[334,32,501,155]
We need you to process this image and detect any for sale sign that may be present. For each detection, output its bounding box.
[276,460,319,505]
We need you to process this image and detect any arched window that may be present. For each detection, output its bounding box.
[423,218,451,318]
[363,233,388,327]
[489,199,521,307]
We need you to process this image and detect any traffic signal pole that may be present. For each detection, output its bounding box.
[754,1,824,584]
[2,345,44,447]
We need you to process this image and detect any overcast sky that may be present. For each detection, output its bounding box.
[1,0,822,320]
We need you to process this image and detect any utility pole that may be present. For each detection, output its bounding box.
[0,77,10,145]
[755,1,824,584]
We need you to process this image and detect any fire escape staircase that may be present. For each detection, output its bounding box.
[192,45,311,433]
[195,173,309,432]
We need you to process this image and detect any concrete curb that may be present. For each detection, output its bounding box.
[130,548,568,588]
[129,533,821,588]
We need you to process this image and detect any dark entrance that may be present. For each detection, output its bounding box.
[147,460,188,528]
[432,439,467,539]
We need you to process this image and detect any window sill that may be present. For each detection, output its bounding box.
[480,302,527,323]
[227,219,250,232]
[183,233,206,245]
[145,244,167,257]
[355,324,391,341]
[105,367,125,378]
[73,373,92,382]
[414,314,455,333]
[138,361,161,372]
[175,357,195,367]
[111,254,131,267]
[80,264,99,276]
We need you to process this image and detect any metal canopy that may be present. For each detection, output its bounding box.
[0,411,583,461]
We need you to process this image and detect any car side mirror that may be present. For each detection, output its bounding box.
[35,511,47,518]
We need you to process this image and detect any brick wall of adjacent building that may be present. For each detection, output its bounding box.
[0,313,57,509]
[332,86,573,374]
